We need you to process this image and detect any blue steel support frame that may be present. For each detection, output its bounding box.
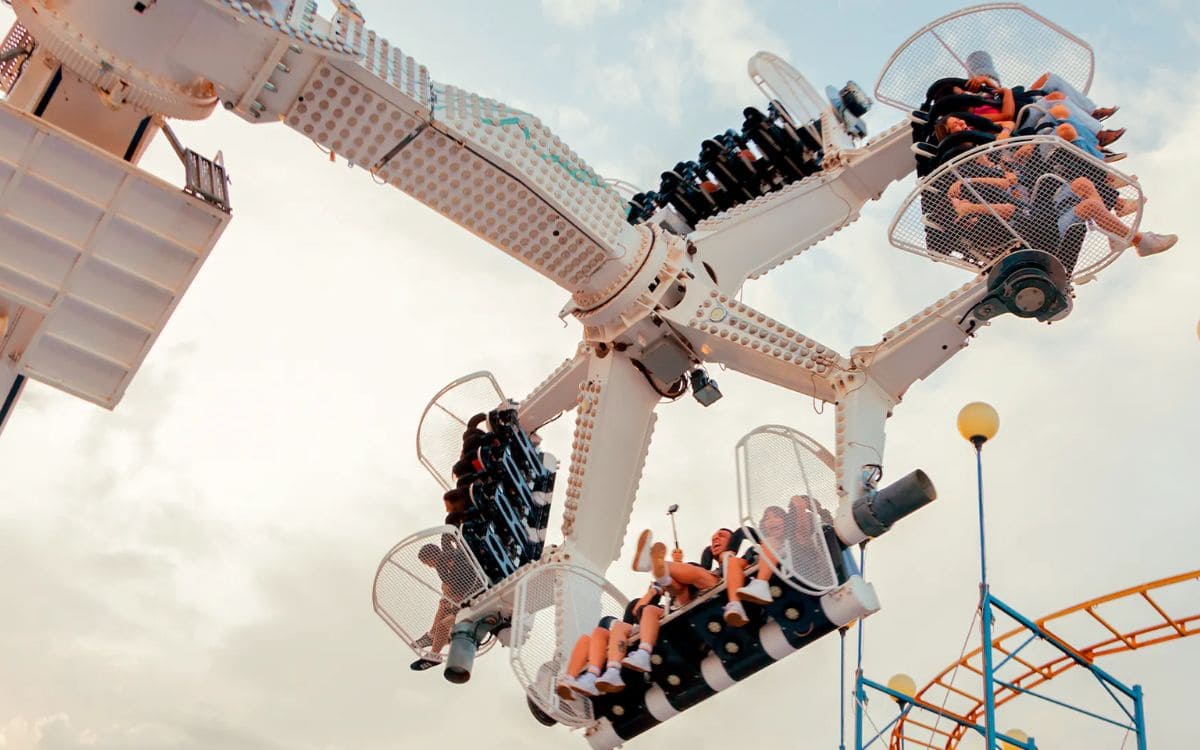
[854,545,867,750]
[974,444,998,749]
[1133,685,1147,750]
[855,676,1036,750]
[851,441,1149,749]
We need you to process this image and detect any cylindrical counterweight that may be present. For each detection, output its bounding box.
[851,469,937,538]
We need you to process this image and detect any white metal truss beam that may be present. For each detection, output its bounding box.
[517,344,590,433]
[849,276,989,403]
[659,283,848,404]
[831,276,990,542]
[556,352,659,574]
[691,122,914,291]
[279,17,644,298]
[0,101,229,411]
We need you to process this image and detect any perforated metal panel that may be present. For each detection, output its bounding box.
[736,425,838,595]
[889,136,1142,280]
[875,3,1094,112]
[509,564,628,727]
[0,23,32,95]
[373,525,489,659]
[416,371,507,490]
[0,101,229,408]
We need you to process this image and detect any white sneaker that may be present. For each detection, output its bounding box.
[621,647,653,673]
[532,490,552,507]
[556,677,578,700]
[737,578,774,605]
[723,600,749,627]
[572,671,600,697]
[1136,232,1178,257]
[632,529,654,572]
[596,665,626,693]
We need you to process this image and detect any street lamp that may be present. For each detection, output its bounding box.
[957,400,1000,749]
[887,673,917,702]
[1001,729,1029,750]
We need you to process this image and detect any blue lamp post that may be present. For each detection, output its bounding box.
[957,401,1001,748]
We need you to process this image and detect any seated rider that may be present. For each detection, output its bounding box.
[728,498,831,616]
[1059,175,1176,257]
[724,506,789,618]
[945,163,1177,259]
[1029,71,1119,123]
[412,538,479,669]
[632,524,764,628]
[556,585,666,697]
[955,59,1124,157]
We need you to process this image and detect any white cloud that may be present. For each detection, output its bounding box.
[1,2,1198,750]
[622,0,790,127]
[676,0,791,109]
[540,0,622,29]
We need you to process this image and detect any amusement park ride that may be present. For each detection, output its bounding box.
[0,1,1190,748]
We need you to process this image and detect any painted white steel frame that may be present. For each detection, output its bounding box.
[0,100,228,410]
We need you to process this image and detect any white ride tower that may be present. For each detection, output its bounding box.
[0,2,1155,747]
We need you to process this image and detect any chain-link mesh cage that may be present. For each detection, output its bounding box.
[0,23,32,95]
[373,525,489,659]
[748,51,825,148]
[874,4,1094,112]
[510,564,628,727]
[417,372,507,490]
[889,136,1143,280]
[736,425,838,595]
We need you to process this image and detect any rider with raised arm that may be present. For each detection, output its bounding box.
[632,522,779,628]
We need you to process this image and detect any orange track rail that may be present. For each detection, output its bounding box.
[889,570,1200,750]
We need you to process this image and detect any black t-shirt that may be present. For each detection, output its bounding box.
[434,541,477,599]
[598,590,663,630]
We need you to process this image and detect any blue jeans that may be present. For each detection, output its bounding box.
[1040,73,1097,113]
[1030,97,1102,134]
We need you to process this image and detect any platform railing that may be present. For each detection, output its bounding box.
[373,525,491,660]
[888,136,1143,282]
[416,371,507,490]
[874,3,1094,113]
[509,562,629,727]
[736,424,840,595]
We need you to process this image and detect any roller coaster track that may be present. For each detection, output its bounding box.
[889,570,1200,750]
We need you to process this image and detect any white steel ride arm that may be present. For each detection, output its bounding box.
[9,0,644,300]
[555,352,659,575]
[832,275,990,543]
[850,276,990,404]
[657,281,848,404]
[516,344,590,433]
[690,122,915,293]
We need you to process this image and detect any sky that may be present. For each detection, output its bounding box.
[1,1,1198,749]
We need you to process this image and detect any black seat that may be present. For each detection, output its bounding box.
[699,137,758,203]
[588,546,849,744]
[933,129,999,168]
[743,106,807,184]
[444,408,558,582]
